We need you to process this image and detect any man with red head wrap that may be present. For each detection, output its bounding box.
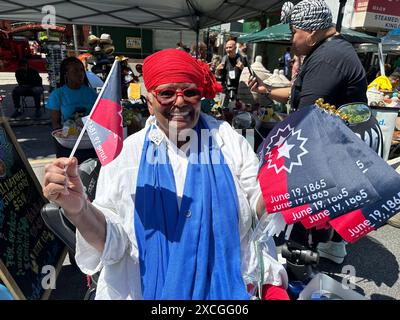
[43,49,288,300]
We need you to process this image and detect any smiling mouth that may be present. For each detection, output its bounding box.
[170,111,190,117]
[168,109,193,121]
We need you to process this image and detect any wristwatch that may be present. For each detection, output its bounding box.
[265,84,272,97]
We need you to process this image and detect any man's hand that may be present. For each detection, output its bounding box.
[44,157,107,252]
[236,60,244,70]
[43,157,87,216]
[216,63,224,71]
[248,75,267,94]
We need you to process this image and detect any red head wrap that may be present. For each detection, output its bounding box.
[143,48,222,99]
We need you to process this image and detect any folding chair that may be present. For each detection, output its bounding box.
[20,89,46,113]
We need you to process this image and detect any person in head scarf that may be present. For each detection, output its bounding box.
[249,0,367,111]
[42,49,289,300]
[249,0,368,265]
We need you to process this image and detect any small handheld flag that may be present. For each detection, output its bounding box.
[69,59,123,166]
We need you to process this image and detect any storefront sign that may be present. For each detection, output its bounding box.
[126,37,141,49]
[352,0,400,30]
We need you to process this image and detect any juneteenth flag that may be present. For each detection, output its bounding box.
[279,108,380,227]
[76,60,123,166]
[258,105,400,243]
[317,109,400,243]
[257,106,338,215]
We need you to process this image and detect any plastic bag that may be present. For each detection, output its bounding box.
[62,119,77,137]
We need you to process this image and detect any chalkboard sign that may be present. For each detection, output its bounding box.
[0,117,66,300]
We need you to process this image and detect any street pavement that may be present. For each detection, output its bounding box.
[1,73,400,300]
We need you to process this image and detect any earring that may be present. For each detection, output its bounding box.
[306,35,317,47]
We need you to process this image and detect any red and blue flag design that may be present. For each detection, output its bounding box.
[257,106,338,216]
[258,105,400,243]
[83,61,123,166]
[316,109,400,243]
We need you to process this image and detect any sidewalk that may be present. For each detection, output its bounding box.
[0,72,51,125]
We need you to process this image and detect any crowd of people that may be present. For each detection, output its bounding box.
[4,0,397,300]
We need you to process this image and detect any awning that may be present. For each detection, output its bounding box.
[238,23,381,44]
[353,28,400,53]
[380,28,400,52]
[9,23,66,34]
[0,0,297,31]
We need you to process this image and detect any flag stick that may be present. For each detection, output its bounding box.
[68,59,119,161]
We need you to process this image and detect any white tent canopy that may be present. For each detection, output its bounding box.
[0,0,295,31]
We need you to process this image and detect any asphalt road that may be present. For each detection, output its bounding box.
[1,76,400,300]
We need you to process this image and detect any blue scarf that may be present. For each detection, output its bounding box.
[134,116,249,300]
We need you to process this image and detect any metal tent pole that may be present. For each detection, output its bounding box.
[336,0,347,33]
[378,42,385,77]
[72,24,79,56]
[141,28,143,59]
[195,15,200,59]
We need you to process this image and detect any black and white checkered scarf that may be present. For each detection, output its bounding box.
[281,0,333,31]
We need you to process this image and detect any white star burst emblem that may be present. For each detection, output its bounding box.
[277,141,294,159]
[265,124,308,174]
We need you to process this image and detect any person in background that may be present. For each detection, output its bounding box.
[42,48,289,300]
[210,54,222,74]
[284,47,292,79]
[249,0,368,264]
[11,59,43,118]
[290,56,299,84]
[46,57,98,162]
[118,56,137,100]
[79,53,104,90]
[368,71,400,93]
[216,39,244,102]
[191,41,208,62]
[238,42,248,59]
[384,63,393,75]
[389,69,400,91]
[176,42,186,51]
[135,63,143,78]
[389,72,400,91]
[290,55,306,84]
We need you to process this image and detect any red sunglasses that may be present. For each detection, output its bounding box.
[151,87,203,106]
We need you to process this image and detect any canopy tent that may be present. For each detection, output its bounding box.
[380,28,400,52]
[8,23,66,34]
[382,28,400,45]
[238,23,380,44]
[352,28,400,55]
[0,0,297,31]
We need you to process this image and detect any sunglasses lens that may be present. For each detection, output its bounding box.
[184,88,201,98]
[158,89,175,98]
[183,88,202,103]
[157,89,175,104]
[155,88,202,105]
